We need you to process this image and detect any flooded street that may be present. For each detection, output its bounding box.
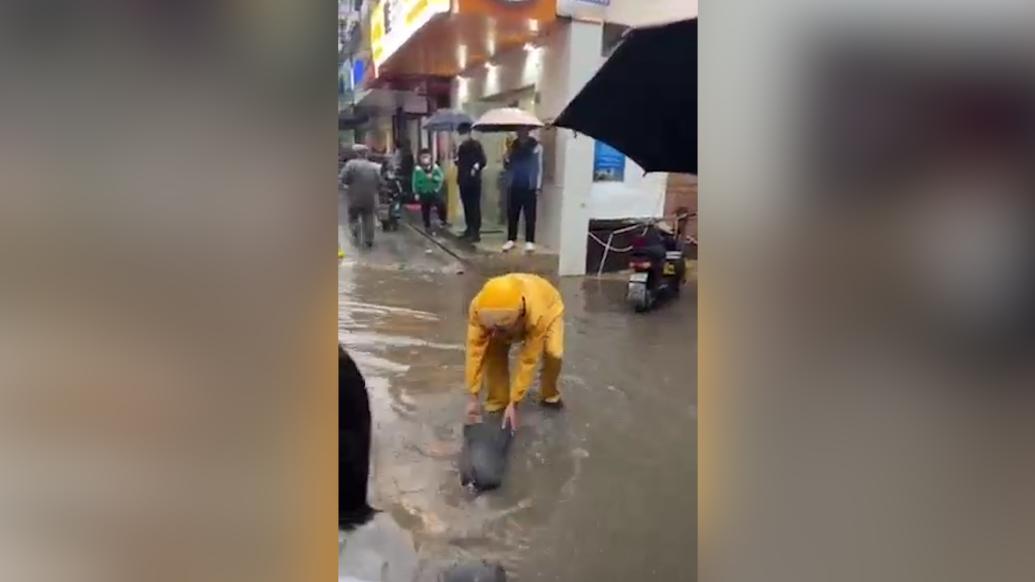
[340,225,696,581]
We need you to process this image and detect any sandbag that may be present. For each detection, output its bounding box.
[459,414,513,491]
[441,561,506,582]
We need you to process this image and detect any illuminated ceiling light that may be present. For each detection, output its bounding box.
[529,19,539,33]
[486,32,497,56]
[458,45,468,70]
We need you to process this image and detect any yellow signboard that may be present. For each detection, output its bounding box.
[370,0,451,70]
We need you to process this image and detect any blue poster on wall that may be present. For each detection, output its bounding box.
[593,140,625,182]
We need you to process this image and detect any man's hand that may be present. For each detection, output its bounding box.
[465,394,482,425]
[502,401,519,433]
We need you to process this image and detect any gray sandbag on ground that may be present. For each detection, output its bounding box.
[459,413,513,491]
[441,561,506,582]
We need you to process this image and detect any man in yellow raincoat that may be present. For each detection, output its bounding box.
[465,273,565,431]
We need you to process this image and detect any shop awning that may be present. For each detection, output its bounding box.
[369,0,557,83]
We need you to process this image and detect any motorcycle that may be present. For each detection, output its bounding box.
[627,220,687,312]
[378,168,403,232]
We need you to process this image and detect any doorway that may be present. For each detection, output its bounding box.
[464,86,536,233]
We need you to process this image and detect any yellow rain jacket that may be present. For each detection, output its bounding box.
[466,274,565,410]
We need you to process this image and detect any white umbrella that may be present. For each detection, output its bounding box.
[472,107,544,133]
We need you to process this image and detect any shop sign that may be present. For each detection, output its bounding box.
[370,0,451,70]
[593,140,625,182]
[352,58,366,88]
[557,0,610,22]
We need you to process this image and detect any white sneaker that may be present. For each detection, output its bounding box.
[524,242,536,253]
[501,240,515,252]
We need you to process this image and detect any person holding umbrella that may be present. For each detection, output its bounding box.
[455,121,487,242]
[472,107,545,253]
[502,127,544,253]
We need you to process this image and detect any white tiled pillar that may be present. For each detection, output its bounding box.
[539,19,602,276]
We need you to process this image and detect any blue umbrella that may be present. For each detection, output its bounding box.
[423,109,474,132]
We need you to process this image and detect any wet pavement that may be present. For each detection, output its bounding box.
[339,223,697,581]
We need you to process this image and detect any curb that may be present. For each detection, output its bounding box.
[402,219,469,264]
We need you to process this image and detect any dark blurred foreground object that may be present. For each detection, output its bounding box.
[442,561,507,582]
[554,18,697,174]
[340,344,375,530]
[459,413,513,491]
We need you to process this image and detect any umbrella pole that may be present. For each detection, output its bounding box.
[446,130,460,226]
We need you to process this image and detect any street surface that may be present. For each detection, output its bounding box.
[339,222,697,581]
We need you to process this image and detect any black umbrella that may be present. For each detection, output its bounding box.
[553,18,697,174]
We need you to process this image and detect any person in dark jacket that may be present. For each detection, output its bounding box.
[455,122,487,242]
[340,344,374,531]
[393,139,416,202]
[502,128,543,253]
[339,144,382,248]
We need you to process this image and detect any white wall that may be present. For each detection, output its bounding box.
[588,157,667,219]
[605,0,697,27]
[453,16,670,273]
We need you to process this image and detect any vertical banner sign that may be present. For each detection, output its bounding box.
[593,140,625,182]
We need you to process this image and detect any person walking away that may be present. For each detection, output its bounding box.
[455,122,487,242]
[412,148,447,232]
[465,274,565,432]
[339,144,382,248]
[502,128,543,253]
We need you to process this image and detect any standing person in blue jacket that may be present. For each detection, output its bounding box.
[502,128,543,253]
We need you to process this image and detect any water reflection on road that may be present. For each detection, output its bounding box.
[339,229,696,581]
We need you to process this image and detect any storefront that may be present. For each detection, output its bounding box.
[366,0,558,226]
[360,0,687,274]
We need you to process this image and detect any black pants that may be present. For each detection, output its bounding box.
[507,186,537,243]
[339,346,373,530]
[420,196,447,229]
[459,180,482,236]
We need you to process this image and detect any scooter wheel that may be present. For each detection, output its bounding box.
[628,284,652,313]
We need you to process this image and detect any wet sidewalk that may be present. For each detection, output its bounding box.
[401,204,559,276]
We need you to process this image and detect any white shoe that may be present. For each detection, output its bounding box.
[501,240,515,252]
[524,242,536,253]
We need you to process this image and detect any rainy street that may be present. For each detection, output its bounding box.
[339,224,697,581]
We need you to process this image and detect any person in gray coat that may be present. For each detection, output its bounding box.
[339,144,382,248]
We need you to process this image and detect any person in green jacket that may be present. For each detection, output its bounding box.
[412,148,448,231]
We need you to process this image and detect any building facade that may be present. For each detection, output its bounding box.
[346,0,696,275]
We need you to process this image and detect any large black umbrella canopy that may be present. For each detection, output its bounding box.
[553,18,697,174]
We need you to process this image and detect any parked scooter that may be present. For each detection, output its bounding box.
[378,168,403,232]
[627,220,687,312]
